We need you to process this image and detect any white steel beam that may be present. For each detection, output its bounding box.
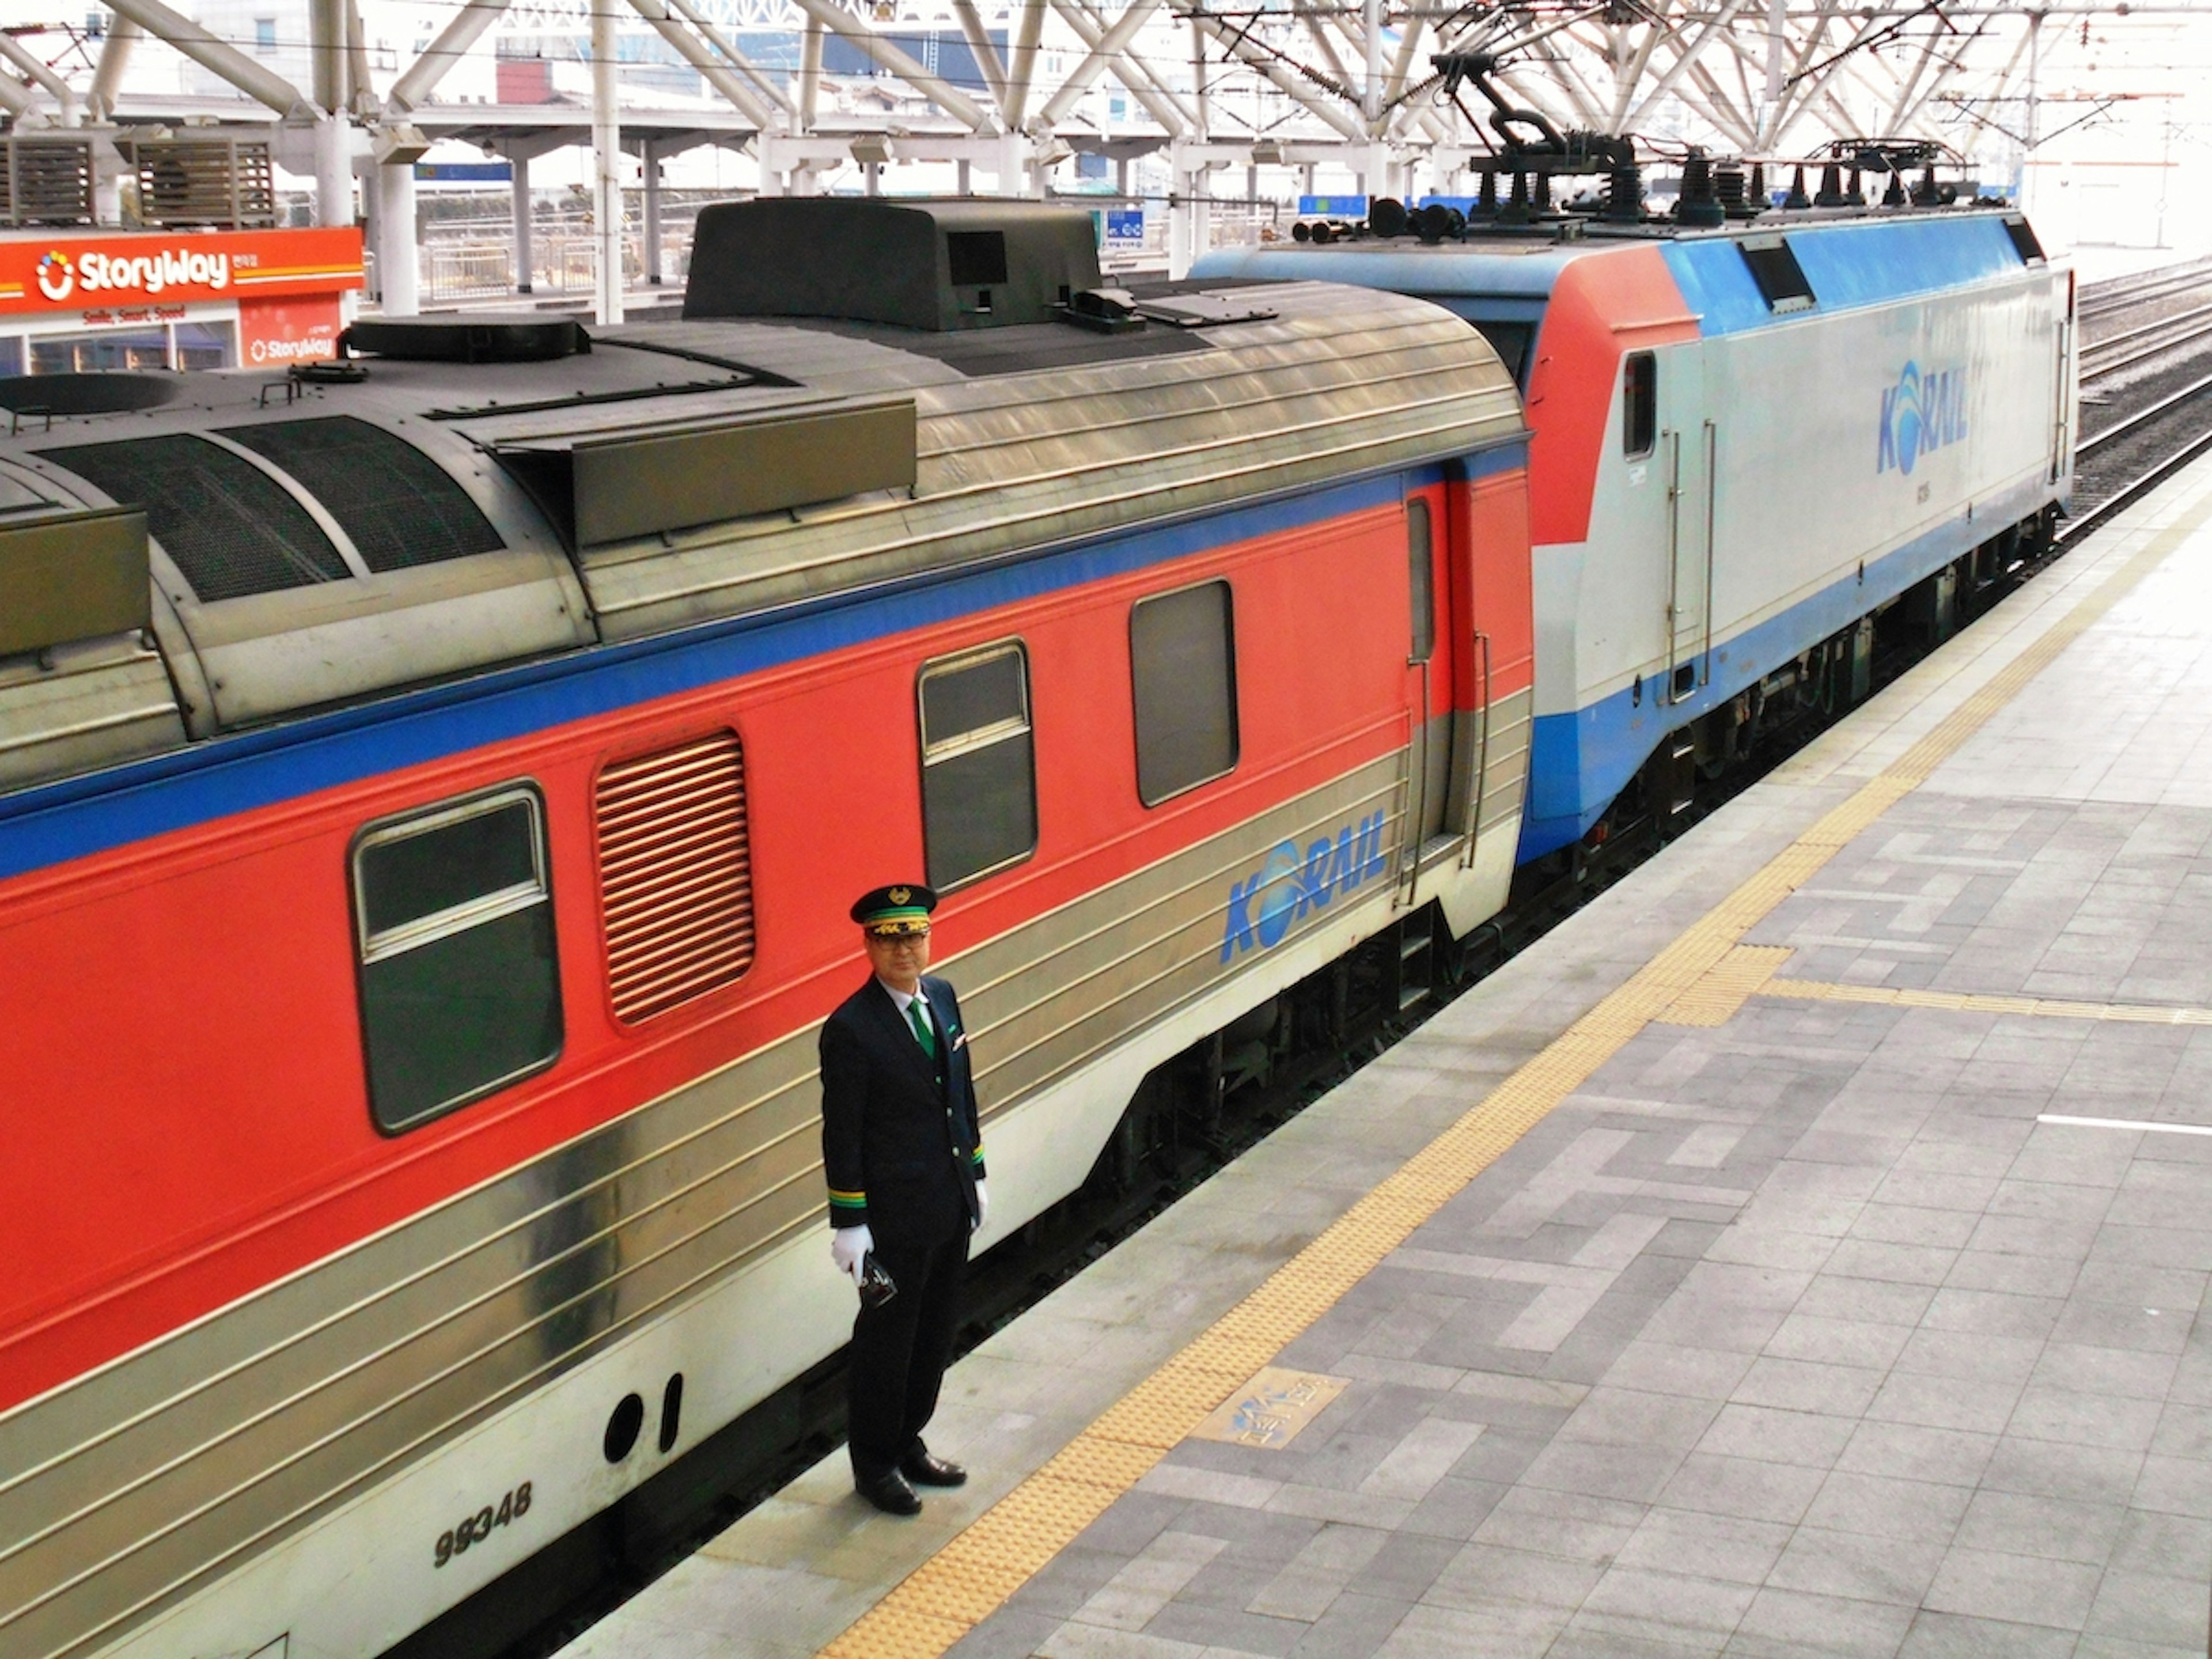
[0,32,79,124]
[663,0,795,116]
[1003,0,1046,130]
[88,13,139,119]
[1057,0,1194,134]
[626,0,778,129]
[1188,9,1366,142]
[97,0,311,116]
[1037,0,1164,130]
[950,0,1010,111]
[784,0,997,132]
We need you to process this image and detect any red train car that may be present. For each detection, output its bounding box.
[0,198,1529,1659]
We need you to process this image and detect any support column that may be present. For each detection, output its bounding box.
[642,137,662,285]
[380,160,418,314]
[1166,143,1194,279]
[359,158,381,301]
[957,157,971,194]
[512,153,533,294]
[592,0,624,325]
[315,113,351,229]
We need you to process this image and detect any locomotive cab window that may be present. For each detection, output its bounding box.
[1623,353,1658,459]
[1131,580,1238,805]
[353,787,562,1132]
[919,642,1037,889]
[1407,498,1435,664]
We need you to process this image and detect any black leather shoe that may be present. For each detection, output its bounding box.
[901,1450,967,1487]
[855,1469,922,1516]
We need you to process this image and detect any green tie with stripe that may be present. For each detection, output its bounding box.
[907,998,937,1060]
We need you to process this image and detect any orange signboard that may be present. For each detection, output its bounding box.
[0,226,363,315]
[240,294,344,366]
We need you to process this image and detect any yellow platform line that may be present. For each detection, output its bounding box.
[1759,977,2212,1027]
[815,482,2212,1659]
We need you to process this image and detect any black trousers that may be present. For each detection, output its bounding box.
[847,1227,969,1481]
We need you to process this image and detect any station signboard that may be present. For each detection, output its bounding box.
[0,227,363,316]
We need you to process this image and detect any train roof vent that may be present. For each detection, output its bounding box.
[683,197,1102,332]
[1738,236,1816,313]
[39,433,350,602]
[343,315,588,362]
[219,416,503,573]
[2002,214,2047,264]
[597,729,757,1023]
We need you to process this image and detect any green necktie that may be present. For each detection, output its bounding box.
[907,998,937,1060]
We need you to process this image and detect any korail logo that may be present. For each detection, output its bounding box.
[1219,810,1390,963]
[35,251,73,301]
[1877,360,1969,476]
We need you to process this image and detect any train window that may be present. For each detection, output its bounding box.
[1468,320,1533,386]
[1623,353,1657,460]
[352,786,561,1132]
[220,416,505,573]
[597,730,756,1022]
[2003,215,2047,264]
[1738,237,1817,313]
[919,642,1037,888]
[1131,581,1238,805]
[1408,499,1435,664]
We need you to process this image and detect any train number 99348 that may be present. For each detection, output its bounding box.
[434,1480,532,1567]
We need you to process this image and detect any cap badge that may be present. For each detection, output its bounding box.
[888,887,911,904]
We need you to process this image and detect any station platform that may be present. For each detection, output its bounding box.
[561,454,2212,1659]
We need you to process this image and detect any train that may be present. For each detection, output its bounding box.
[0,196,1532,1659]
[1197,142,2076,859]
[0,148,2075,1659]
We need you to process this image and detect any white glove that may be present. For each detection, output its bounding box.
[974,1181,989,1232]
[831,1225,873,1286]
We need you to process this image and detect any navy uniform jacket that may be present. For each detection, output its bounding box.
[820,972,984,1253]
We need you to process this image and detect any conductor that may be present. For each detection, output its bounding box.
[820,884,987,1516]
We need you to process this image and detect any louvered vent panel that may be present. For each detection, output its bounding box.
[597,731,756,1023]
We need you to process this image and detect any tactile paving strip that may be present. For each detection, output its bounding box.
[814,480,2212,1659]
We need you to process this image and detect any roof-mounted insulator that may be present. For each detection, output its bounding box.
[1676,150,1726,228]
[1786,165,1812,210]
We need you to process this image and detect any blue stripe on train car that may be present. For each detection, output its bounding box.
[1518,464,2052,861]
[0,446,1529,885]
[1660,215,2034,339]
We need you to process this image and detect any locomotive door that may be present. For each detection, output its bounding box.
[1407,494,1453,858]
[1661,350,1715,704]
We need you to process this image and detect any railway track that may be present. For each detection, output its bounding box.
[400,250,2212,1659]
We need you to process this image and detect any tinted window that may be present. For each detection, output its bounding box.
[2003,215,2047,264]
[946,231,1009,287]
[1469,319,1532,384]
[1408,499,1435,664]
[354,787,561,1132]
[1739,237,1816,313]
[920,642,1036,888]
[1623,352,1657,459]
[1131,581,1238,805]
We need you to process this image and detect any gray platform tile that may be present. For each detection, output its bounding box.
[1518,1435,1687,1503]
[1369,1599,1573,1659]
[1699,1402,1862,1469]
[948,1607,1069,1659]
[1615,1506,1793,1586]
[1792,1275,1938,1328]
[1849,1203,1982,1251]
[2086,1224,2212,1274]
[1548,1627,1729,1659]
[2009,1383,2167,1450]
[1889,1326,2043,1383]
[2073,1639,2210,1659]
[1866,1166,2002,1213]
[1571,1563,1760,1645]
[2008,1130,2142,1191]
[1012,1546,1153,1618]
[1822,1238,1961,1286]
[2108,1505,2212,1578]
[1143,1601,1309,1656]
[2033,1341,2183,1401]
[1328,1353,1466,1395]
[627,1558,880,1644]
[1658,1452,1828,1525]
[2106,1184,2212,1236]
[1440,1426,1550,1487]
[1071,1532,1228,1632]
[1941,1248,2082,1298]
[2085,1577,2212,1655]
[1801,1467,1972,1543]
[1917,1284,2064,1339]
[1865,1371,2024,1436]
[1980,1434,2147,1508]
[1354,1418,1487,1502]
[1138,1464,1282,1510]
[2151,1399,2212,1463]
[1602,1339,1760,1400]
[1833,1421,1998,1486]
[1035,1622,1209,1659]
[1703,1227,1844,1274]
[1722,1591,1916,1658]
[1731,1355,1888,1416]
[1922,1544,2105,1631]
[1469,1483,1646,1560]
[1170,1502,1328,1568]
[555,1613,748,1659]
[1283,1591,1410,1659]
[1770,1523,1951,1604]
[1953,1487,2127,1569]
[1401,1475,1509,1541]
[1555,1384,1724,1449]
[1263,1484,1418,1529]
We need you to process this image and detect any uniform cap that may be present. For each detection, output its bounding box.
[851,882,937,935]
